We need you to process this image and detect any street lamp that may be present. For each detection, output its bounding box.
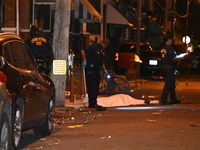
[182,36,191,45]
[182,35,191,52]
[173,0,177,41]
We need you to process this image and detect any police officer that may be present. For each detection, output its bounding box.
[26,26,53,75]
[81,38,109,111]
[160,33,181,105]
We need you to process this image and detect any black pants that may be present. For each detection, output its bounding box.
[161,65,178,103]
[85,66,101,107]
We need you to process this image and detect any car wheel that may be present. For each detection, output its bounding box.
[12,106,22,149]
[33,96,55,137]
[0,113,10,150]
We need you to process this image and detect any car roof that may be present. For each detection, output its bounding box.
[120,41,150,45]
[0,32,23,45]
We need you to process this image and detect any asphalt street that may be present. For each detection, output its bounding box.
[19,73,200,150]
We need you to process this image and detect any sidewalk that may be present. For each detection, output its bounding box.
[61,78,153,111]
[64,96,85,109]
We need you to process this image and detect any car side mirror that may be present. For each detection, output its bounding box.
[0,56,5,70]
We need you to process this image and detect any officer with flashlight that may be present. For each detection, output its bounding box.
[81,38,109,111]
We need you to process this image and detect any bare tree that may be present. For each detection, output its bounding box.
[51,0,71,106]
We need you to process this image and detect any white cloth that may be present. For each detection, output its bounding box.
[97,94,159,107]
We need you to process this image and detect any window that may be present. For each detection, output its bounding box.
[87,23,100,34]
[0,0,3,28]
[33,3,55,32]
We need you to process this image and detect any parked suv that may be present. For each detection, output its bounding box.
[140,50,162,77]
[0,32,55,149]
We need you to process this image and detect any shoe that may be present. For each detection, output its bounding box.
[95,105,106,111]
[89,105,106,111]
[170,100,181,104]
[160,101,170,105]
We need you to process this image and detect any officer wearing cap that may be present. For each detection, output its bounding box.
[160,32,181,105]
[81,38,109,111]
[26,26,53,75]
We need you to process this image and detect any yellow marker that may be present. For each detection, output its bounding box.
[67,124,84,128]
[161,49,166,58]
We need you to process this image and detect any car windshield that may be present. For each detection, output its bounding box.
[3,41,37,70]
[141,51,161,58]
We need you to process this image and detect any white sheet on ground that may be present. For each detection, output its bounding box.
[97,94,159,107]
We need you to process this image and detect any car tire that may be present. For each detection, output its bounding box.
[12,106,22,149]
[33,96,55,137]
[0,113,10,150]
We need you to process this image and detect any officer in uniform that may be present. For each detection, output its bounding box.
[26,26,53,75]
[81,38,109,111]
[160,33,181,105]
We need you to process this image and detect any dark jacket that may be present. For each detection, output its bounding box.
[161,44,177,67]
[160,44,177,75]
[84,43,105,68]
[26,34,53,59]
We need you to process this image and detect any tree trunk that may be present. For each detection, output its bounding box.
[51,0,71,107]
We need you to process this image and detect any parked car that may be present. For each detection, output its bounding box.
[0,32,55,149]
[140,50,162,77]
[0,81,12,150]
[114,41,162,77]
[114,41,151,71]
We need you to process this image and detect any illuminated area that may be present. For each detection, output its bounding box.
[134,55,142,63]
[116,106,161,110]
[182,36,191,44]
[53,60,67,75]
[115,53,119,61]
[187,45,193,53]
[106,75,111,79]
[149,60,158,65]
[115,106,187,110]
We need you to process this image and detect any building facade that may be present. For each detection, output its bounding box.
[0,0,175,51]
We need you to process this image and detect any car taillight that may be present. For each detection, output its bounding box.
[0,71,7,85]
[115,53,119,61]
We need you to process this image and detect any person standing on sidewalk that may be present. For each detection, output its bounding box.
[81,38,109,111]
[26,26,53,75]
[160,33,181,105]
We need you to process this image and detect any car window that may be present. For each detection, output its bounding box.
[20,43,37,70]
[140,45,149,51]
[3,43,18,67]
[119,44,136,53]
[3,41,37,70]
[118,43,151,53]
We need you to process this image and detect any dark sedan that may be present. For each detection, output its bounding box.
[0,32,55,149]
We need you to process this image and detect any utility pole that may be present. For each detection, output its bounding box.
[101,0,104,39]
[173,0,176,41]
[16,0,19,35]
[136,0,142,78]
[51,0,71,107]
[185,0,190,51]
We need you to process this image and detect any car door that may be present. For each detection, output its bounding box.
[3,41,49,124]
